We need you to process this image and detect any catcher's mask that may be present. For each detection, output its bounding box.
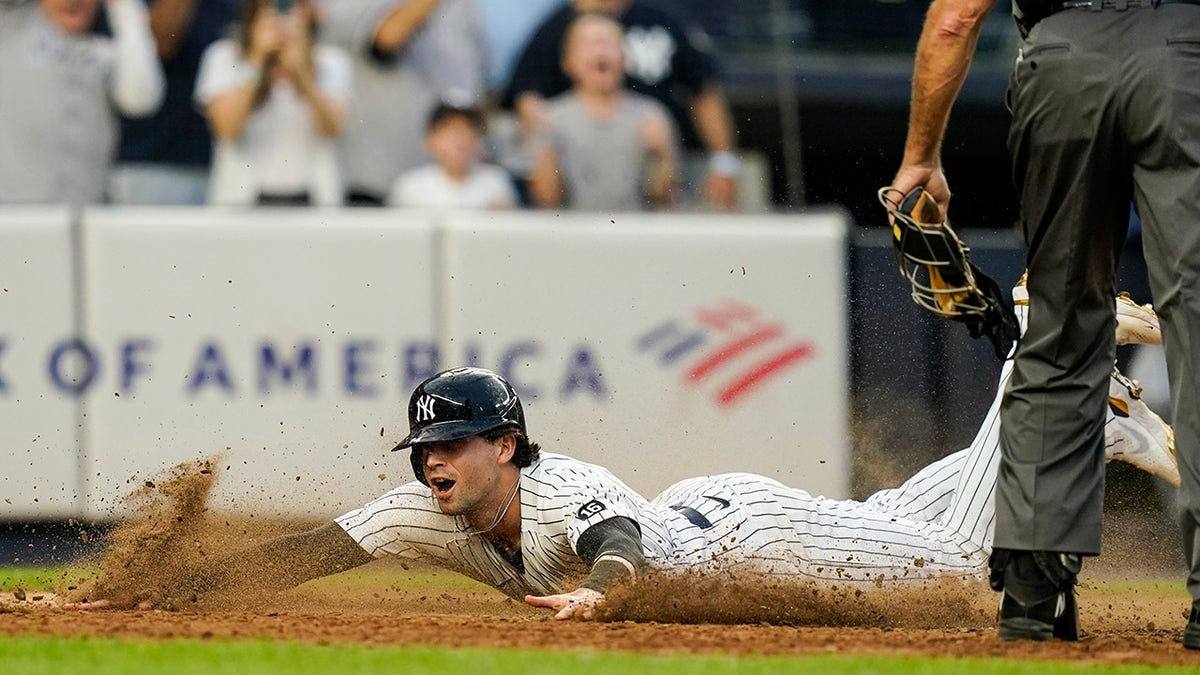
[393,367,526,484]
[877,185,990,319]
[877,185,1020,360]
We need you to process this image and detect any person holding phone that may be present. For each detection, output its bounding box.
[195,0,353,206]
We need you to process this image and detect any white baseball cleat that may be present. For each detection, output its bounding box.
[1012,275,1157,345]
[1105,367,1179,488]
[1115,292,1161,346]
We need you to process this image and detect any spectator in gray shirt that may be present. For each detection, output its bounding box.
[0,0,164,205]
[529,11,678,212]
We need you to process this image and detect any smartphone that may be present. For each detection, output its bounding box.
[274,0,294,12]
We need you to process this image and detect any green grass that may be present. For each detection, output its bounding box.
[0,637,1193,675]
[1083,578,1190,599]
[0,565,93,592]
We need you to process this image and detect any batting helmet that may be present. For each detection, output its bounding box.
[393,367,526,484]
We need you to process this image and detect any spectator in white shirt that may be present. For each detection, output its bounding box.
[195,0,353,206]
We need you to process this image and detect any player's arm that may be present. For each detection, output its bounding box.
[181,521,375,596]
[891,0,998,216]
[524,516,646,621]
[65,521,374,610]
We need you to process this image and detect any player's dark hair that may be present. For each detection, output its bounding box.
[481,427,541,468]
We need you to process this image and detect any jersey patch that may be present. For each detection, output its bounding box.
[577,499,607,519]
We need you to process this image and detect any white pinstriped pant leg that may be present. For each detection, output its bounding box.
[778,377,1005,582]
[858,302,1026,557]
[936,358,1012,554]
[807,361,1012,577]
[933,297,1029,551]
[862,449,969,523]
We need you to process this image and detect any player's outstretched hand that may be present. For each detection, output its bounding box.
[63,590,161,611]
[524,587,603,621]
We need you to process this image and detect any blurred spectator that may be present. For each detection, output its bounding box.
[528,11,678,212]
[470,0,562,95]
[0,0,164,205]
[387,102,517,209]
[195,0,352,206]
[318,0,485,206]
[503,0,738,211]
[109,0,241,205]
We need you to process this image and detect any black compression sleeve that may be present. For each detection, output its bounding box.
[169,521,373,602]
[575,517,646,593]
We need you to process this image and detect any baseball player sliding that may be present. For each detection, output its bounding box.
[66,286,1177,620]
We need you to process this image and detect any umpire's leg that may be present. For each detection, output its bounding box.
[996,10,1131,558]
[1125,2,1200,643]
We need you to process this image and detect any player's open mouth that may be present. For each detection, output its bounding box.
[430,478,456,497]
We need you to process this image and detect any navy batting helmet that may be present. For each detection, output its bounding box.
[393,367,526,484]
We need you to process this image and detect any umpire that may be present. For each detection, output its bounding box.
[891,0,1200,644]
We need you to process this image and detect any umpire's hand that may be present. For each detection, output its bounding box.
[524,587,603,621]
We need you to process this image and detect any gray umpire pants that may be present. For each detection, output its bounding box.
[996,4,1200,601]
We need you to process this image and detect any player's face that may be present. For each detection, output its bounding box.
[39,0,101,35]
[563,17,626,95]
[419,435,511,518]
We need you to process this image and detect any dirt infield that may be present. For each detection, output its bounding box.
[0,582,1198,666]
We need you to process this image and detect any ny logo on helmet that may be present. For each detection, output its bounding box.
[415,394,437,422]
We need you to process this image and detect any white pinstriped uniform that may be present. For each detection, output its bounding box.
[340,391,1008,595]
[338,298,1135,595]
[336,429,1003,599]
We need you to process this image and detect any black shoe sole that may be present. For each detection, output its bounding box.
[998,617,1054,641]
[997,590,1079,642]
[1185,622,1200,650]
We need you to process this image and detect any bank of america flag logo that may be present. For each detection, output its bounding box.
[636,299,815,408]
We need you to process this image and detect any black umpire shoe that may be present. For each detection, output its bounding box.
[1185,606,1200,650]
[990,550,1081,641]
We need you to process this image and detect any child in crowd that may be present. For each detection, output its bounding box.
[387,103,518,210]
